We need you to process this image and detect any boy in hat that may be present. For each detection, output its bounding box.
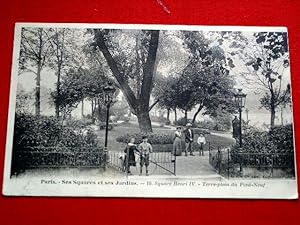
[138,136,153,176]
[184,123,194,156]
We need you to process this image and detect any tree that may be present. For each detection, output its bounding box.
[92,29,160,132]
[51,65,114,120]
[47,28,87,118]
[231,32,290,127]
[152,73,179,123]
[153,31,236,125]
[19,27,53,116]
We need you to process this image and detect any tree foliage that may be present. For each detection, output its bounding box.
[154,31,236,123]
[230,31,291,127]
[19,27,54,115]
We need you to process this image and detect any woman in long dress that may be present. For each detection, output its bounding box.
[173,127,182,156]
[124,138,137,175]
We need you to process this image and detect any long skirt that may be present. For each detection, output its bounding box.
[173,137,182,156]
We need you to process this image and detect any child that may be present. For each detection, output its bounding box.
[124,138,137,175]
[197,133,206,156]
[138,136,153,176]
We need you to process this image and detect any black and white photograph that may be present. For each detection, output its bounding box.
[2,23,298,198]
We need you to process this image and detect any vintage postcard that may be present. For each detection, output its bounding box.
[2,23,298,198]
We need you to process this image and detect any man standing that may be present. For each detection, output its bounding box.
[232,116,240,140]
[184,123,194,156]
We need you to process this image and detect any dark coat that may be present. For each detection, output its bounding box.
[124,144,136,166]
[184,128,194,143]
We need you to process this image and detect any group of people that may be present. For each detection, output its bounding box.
[122,136,153,176]
[121,123,207,176]
[173,123,206,157]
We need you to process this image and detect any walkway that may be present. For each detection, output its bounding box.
[175,154,217,176]
[108,150,221,179]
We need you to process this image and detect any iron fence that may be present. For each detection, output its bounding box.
[11,146,104,176]
[108,150,176,176]
[208,144,295,178]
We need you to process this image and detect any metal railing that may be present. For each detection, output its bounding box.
[208,144,295,178]
[11,146,104,175]
[108,150,176,176]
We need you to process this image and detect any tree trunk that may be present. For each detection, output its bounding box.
[94,30,159,133]
[174,108,177,123]
[270,91,276,128]
[35,28,43,117]
[91,99,94,117]
[192,104,203,124]
[137,111,153,133]
[81,99,84,118]
[270,107,276,128]
[166,108,170,121]
[184,109,188,124]
[35,61,42,116]
[91,99,96,123]
[55,66,61,118]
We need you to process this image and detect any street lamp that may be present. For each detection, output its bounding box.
[234,88,247,147]
[103,83,116,169]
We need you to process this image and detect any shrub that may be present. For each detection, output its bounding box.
[233,124,294,154]
[232,127,276,154]
[269,124,294,152]
[192,128,210,135]
[11,113,101,175]
[174,117,190,126]
[230,124,295,176]
[13,114,99,149]
[116,132,174,145]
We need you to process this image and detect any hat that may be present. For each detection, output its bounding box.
[186,123,192,127]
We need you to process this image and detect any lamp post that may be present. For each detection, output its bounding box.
[103,83,116,170]
[234,89,247,148]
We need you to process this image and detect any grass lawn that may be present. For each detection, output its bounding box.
[95,122,234,152]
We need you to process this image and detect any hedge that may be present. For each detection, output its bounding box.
[11,113,101,175]
[116,132,174,145]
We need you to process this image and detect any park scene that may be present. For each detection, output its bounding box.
[10,25,295,180]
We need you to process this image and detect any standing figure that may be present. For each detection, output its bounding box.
[197,133,206,156]
[232,116,240,140]
[184,123,194,156]
[173,126,182,156]
[124,138,137,175]
[138,136,153,176]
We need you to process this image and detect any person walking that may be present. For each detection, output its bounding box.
[184,123,194,156]
[197,133,206,156]
[173,126,182,156]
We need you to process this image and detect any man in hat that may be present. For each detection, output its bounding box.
[184,123,194,156]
